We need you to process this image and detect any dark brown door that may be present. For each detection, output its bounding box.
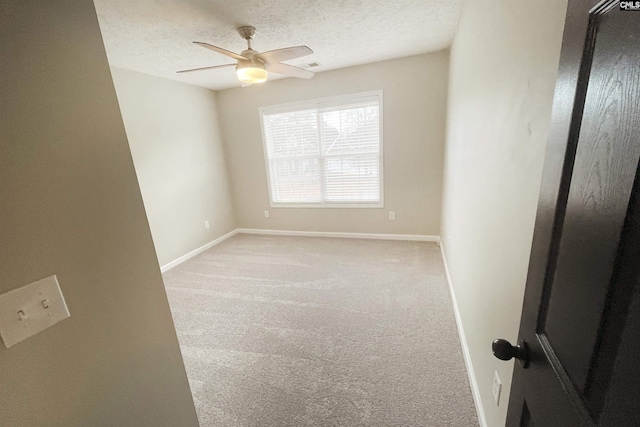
[495,1,640,426]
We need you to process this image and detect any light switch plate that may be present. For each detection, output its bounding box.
[0,275,70,348]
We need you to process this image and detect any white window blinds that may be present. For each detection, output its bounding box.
[260,91,383,207]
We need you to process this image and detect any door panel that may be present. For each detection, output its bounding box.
[543,3,640,395]
[504,1,640,426]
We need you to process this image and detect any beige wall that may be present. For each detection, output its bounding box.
[441,1,567,426]
[111,68,235,267]
[216,53,448,236]
[0,1,198,426]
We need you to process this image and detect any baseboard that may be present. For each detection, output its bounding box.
[160,229,239,273]
[160,228,438,273]
[236,228,440,242]
[440,245,488,427]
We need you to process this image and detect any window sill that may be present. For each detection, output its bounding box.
[269,202,384,209]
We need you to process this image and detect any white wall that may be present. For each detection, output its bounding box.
[441,1,567,426]
[216,53,449,236]
[0,1,198,425]
[111,68,236,267]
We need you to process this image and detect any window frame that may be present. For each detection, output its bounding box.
[259,90,384,209]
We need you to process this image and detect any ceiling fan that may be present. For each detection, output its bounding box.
[177,26,315,85]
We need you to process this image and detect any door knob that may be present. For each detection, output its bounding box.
[492,339,529,368]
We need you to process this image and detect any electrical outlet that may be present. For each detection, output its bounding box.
[264,210,270,218]
[389,211,395,220]
[204,220,210,229]
[492,371,502,406]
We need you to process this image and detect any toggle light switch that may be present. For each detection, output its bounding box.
[0,275,70,348]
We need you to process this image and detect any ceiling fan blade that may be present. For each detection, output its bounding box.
[193,41,248,60]
[255,45,313,64]
[266,62,314,79]
[176,63,236,74]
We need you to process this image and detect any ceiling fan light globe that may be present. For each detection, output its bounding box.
[236,59,267,84]
[236,67,268,83]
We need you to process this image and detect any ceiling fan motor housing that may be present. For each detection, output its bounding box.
[237,48,265,71]
[240,48,258,60]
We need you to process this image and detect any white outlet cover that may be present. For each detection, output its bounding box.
[0,275,70,348]
[493,371,502,406]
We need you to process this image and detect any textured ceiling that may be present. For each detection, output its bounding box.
[94,0,462,90]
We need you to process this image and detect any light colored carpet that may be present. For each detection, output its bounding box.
[163,234,478,427]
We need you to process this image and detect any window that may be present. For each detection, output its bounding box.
[260,91,383,207]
